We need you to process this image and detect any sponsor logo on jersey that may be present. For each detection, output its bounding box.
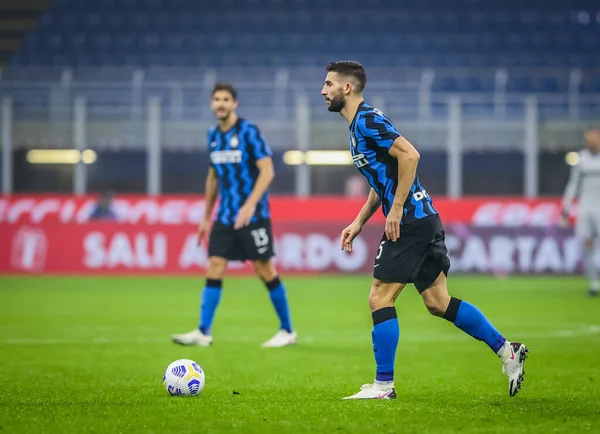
[210,150,242,164]
[412,189,429,201]
[352,153,369,168]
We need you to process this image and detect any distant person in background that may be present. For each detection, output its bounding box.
[171,82,296,348]
[560,127,600,297]
[89,190,118,221]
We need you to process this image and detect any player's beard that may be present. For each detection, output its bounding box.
[327,93,345,113]
[216,109,232,121]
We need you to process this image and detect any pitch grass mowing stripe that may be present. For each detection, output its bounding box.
[1,325,600,346]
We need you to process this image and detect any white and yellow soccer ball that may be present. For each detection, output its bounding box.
[163,359,206,396]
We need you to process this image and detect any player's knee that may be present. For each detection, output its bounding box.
[206,256,227,279]
[424,299,447,317]
[253,259,276,282]
[421,291,449,317]
[419,272,451,317]
[368,280,396,312]
[585,238,594,249]
[368,293,386,312]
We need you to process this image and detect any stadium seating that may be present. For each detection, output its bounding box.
[0,0,48,66]
[1,0,599,113]
[8,0,600,71]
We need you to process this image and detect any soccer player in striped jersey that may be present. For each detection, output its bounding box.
[322,61,528,399]
[172,82,296,348]
[560,128,600,296]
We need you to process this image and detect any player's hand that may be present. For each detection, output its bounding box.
[340,221,363,253]
[234,202,256,230]
[385,207,402,242]
[197,219,211,246]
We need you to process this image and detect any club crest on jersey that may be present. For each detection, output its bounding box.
[351,132,358,148]
[210,141,217,148]
[230,135,239,148]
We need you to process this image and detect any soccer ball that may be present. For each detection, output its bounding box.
[162,359,206,396]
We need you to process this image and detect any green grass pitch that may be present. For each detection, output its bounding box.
[1,275,599,433]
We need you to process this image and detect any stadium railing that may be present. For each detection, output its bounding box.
[1,66,599,196]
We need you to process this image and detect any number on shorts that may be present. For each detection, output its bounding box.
[250,228,269,248]
[376,241,385,260]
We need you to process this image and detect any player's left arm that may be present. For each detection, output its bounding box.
[234,126,275,229]
[386,136,420,240]
[560,158,582,223]
[245,156,275,209]
[358,113,419,241]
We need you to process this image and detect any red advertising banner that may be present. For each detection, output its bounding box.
[0,222,375,275]
[1,222,596,275]
[0,195,573,226]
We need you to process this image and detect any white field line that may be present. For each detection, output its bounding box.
[1,326,599,346]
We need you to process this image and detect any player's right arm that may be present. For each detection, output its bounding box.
[198,167,218,245]
[560,156,582,226]
[355,187,381,226]
[341,188,380,252]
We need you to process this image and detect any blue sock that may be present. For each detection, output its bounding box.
[266,277,293,333]
[198,278,223,335]
[444,297,506,353]
[372,307,400,383]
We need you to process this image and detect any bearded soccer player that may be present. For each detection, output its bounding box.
[172,82,296,348]
[321,61,528,399]
[560,128,600,296]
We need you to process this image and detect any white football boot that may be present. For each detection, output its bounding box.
[171,329,213,346]
[261,330,297,348]
[501,342,529,397]
[342,381,397,400]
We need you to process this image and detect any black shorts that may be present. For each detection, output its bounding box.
[373,214,450,293]
[208,218,275,261]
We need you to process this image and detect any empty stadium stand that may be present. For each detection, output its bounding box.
[7,0,600,72]
[0,0,48,66]
[0,0,599,117]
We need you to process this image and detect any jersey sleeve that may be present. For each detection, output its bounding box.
[357,111,402,150]
[247,125,273,160]
[207,129,215,168]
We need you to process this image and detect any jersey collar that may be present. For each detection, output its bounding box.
[349,101,366,130]
[217,117,242,135]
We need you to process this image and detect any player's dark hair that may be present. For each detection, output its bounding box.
[326,60,367,92]
[212,82,237,100]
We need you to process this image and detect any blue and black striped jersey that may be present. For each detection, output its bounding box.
[349,102,438,224]
[208,118,272,225]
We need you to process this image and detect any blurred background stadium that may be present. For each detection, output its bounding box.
[1,0,600,276]
[0,0,598,196]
